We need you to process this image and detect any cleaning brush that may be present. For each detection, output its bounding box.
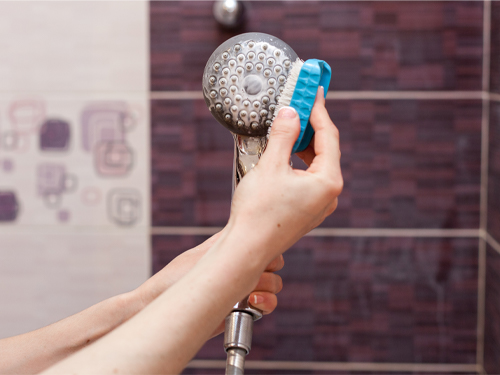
[273,58,331,153]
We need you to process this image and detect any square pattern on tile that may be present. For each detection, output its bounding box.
[484,245,500,375]
[150,1,483,91]
[152,99,481,228]
[153,235,478,364]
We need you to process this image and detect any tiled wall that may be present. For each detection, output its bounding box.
[150,1,487,374]
[0,2,150,338]
[3,1,500,374]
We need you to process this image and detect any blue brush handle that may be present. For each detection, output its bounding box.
[289,59,332,154]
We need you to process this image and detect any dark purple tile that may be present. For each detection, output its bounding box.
[153,235,478,363]
[488,101,500,242]
[484,245,500,375]
[329,99,481,229]
[151,100,233,226]
[150,1,483,92]
[152,99,481,228]
[490,1,500,93]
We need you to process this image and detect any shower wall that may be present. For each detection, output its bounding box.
[1,1,498,374]
[150,1,493,374]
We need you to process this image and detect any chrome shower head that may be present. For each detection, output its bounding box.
[203,32,299,137]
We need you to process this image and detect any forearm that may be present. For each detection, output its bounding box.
[42,225,270,375]
[0,291,143,374]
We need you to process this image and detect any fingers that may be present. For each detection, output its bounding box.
[265,254,284,272]
[254,272,283,294]
[212,291,279,336]
[248,292,278,315]
[307,87,341,176]
[261,106,301,167]
[295,135,316,167]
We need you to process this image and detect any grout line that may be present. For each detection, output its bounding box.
[150,226,480,238]
[186,360,480,373]
[326,91,486,100]
[479,99,490,368]
[150,226,224,236]
[490,92,500,102]
[307,228,479,238]
[150,90,487,101]
[485,232,500,255]
[478,0,491,369]
[477,237,487,369]
[150,91,203,100]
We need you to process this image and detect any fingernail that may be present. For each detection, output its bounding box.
[253,294,264,305]
[315,86,324,102]
[277,106,297,119]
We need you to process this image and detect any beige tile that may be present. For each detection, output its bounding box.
[0,1,148,93]
[0,231,150,338]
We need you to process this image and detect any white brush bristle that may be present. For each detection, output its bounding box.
[273,58,304,122]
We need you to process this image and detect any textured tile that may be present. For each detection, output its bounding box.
[490,1,500,93]
[488,101,500,242]
[150,1,483,92]
[153,235,478,363]
[151,99,481,228]
[484,245,500,375]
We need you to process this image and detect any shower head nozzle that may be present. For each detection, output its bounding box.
[203,32,299,137]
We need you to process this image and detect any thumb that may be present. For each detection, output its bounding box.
[262,106,300,166]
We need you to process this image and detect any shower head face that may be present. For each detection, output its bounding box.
[203,32,299,137]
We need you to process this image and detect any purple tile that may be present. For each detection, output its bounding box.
[329,99,481,229]
[152,99,481,228]
[153,235,478,363]
[150,1,483,91]
[151,100,233,226]
[490,1,500,93]
[485,245,500,374]
[488,101,500,242]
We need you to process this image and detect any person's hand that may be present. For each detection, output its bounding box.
[134,231,284,335]
[229,86,343,264]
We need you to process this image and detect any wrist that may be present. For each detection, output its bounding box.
[223,215,292,266]
[209,220,277,273]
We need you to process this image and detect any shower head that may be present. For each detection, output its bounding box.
[202,32,299,137]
